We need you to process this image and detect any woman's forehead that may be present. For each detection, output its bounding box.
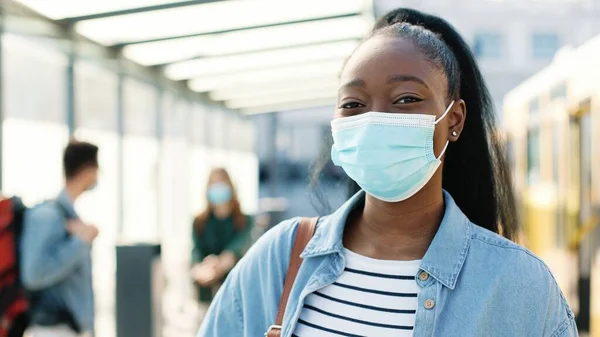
[340,36,446,89]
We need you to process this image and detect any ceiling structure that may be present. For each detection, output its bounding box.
[14,0,374,114]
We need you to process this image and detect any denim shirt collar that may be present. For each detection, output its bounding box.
[302,190,471,290]
[57,189,78,218]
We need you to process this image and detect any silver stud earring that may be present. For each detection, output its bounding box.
[451,131,458,137]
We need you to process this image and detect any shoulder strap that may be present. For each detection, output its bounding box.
[266,217,318,337]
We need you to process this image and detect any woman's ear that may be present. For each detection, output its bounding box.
[448,99,466,141]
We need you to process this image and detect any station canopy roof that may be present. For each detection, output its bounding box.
[15,0,373,114]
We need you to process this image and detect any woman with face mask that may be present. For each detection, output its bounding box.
[197,8,578,337]
[191,168,252,306]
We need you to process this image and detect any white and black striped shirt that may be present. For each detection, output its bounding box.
[293,249,421,337]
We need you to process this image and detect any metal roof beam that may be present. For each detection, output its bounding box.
[60,0,226,24]
[240,98,336,115]
[1,0,215,106]
[156,37,359,71]
[111,12,361,48]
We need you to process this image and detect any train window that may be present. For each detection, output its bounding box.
[551,82,567,101]
[473,33,502,59]
[532,33,560,59]
[553,122,560,183]
[555,207,565,247]
[580,113,593,220]
[528,97,540,118]
[553,122,564,247]
[527,127,541,184]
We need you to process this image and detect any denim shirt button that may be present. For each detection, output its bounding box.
[424,299,435,310]
[418,271,429,281]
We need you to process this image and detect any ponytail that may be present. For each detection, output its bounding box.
[369,9,518,239]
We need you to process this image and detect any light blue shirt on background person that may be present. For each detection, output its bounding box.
[20,190,95,334]
[197,190,577,337]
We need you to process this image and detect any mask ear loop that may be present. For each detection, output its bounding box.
[437,141,449,160]
[434,100,455,159]
[434,100,455,125]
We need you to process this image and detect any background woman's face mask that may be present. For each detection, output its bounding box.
[331,101,454,202]
[207,183,233,205]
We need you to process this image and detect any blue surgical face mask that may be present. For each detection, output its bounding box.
[331,101,455,202]
[208,183,233,205]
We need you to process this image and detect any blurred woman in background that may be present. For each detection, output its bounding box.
[191,168,252,305]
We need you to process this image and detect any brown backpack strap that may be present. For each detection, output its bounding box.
[265,217,318,337]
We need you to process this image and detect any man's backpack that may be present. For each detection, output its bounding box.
[0,197,29,337]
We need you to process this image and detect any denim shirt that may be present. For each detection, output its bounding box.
[198,191,577,337]
[20,190,95,333]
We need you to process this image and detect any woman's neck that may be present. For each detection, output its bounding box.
[213,203,233,219]
[343,184,445,261]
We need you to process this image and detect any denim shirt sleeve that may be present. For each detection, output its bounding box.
[196,263,244,336]
[20,205,90,290]
[547,289,578,337]
[543,268,578,337]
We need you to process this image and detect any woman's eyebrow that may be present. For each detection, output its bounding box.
[387,74,429,88]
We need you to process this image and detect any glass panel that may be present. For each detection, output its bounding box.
[159,92,192,327]
[189,103,207,145]
[73,60,120,337]
[227,116,241,151]
[123,78,158,136]
[163,95,189,138]
[473,33,502,59]
[1,34,68,203]
[189,144,211,216]
[3,35,67,123]
[129,20,363,67]
[532,33,560,59]
[73,131,119,337]
[207,109,226,148]
[75,0,366,45]
[75,61,119,131]
[121,79,159,242]
[241,117,256,153]
[121,137,159,242]
[225,151,259,215]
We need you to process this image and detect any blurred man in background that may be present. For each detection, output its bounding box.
[20,140,100,337]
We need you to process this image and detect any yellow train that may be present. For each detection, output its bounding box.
[504,35,600,336]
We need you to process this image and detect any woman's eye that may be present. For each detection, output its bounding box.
[340,102,364,109]
[395,96,421,104]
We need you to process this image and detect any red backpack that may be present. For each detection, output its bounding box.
[0,197,29,337]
